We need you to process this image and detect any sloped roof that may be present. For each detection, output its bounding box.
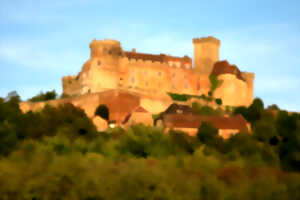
[134,106,148,113]
[210,60,245,81]
[163,113,248,130]
[163,103,196,115]
[122,106,150,124]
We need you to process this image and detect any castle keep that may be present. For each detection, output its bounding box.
[62,36,254,107]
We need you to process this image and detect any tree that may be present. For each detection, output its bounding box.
[247,98,264,123]
[0,122,18,156]
[197,121,219,144]
[253,119,277,143]
[29,90,57,102]
[95,104,109,121]
[233,106,248,119]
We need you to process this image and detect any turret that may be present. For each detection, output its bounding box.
[241,72,255,106]
[193,36,220,75]
[89,39,122,58]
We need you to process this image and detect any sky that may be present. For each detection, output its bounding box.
[0,0,299,111]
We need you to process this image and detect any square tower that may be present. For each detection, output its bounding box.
[193,36,220,75]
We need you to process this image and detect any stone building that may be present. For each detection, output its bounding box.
[62,36,254,108]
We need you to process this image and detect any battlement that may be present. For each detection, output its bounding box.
[89,39,122,58]
[193,36,221,46]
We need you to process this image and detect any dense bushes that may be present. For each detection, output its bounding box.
[0,93,97,157]
[0,133,299,199]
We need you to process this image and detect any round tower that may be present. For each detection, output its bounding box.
[193,36,221,75]
[89,39,121,58]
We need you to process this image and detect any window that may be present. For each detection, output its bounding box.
[97,60,101,66]
[185,64,190,69]
[145,82,148,86]
[144,71,148,76]
[176,109,183,114]
[184,74,187,79]
[131,77,135,84]
[172,73,176,78]
[158,71,162,76]
[184,84,188,89]
[197,82,200,90]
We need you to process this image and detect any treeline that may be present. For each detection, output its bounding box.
[0,92,299,199]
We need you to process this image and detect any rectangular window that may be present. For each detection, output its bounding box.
[197,82,200,90]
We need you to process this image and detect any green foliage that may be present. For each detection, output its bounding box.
[253,119,277,143]
[197,121,219,143]
[276,111,300,171]
[95,104,109,121]
[247,98,264,123]
[234,98,264,125]
[192,102,223,116]
[167,92,213,102]
[167,92,190,101]
[0,91,300,198]
[215,98,222,105]
[29,90,57,102]
[0,122,18,156]
[209,75,223,95]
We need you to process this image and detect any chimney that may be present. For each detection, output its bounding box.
[132,48,136,53]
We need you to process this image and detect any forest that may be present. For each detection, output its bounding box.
[0,91,299,200]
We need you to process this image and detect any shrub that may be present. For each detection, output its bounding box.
[29,90,57,102]
[215,98,222,105]
[197,121,219,144]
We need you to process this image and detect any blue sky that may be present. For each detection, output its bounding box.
[0,0,299,111]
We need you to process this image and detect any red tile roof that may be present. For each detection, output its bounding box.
[211,60,245,81]
[163,113,248,131]
[134,106,148,113]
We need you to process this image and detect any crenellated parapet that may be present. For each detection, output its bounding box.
[193,36,221,75]
[193,36,221,46]
[90,39,122,58]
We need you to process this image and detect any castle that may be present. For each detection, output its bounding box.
[62,36,254,107]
